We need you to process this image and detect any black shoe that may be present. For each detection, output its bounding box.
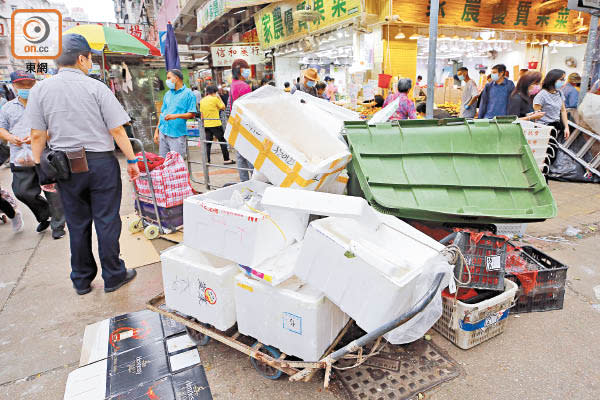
[36,219,50,232]
[224,160,235,165]
[52,228,66,240]
[104,269,137,293]
[74,285,92,295]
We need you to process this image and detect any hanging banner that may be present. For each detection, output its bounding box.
[157,0,181,31]
[389,0,589,34]
[198,0,226,31]
[255,0,362,49]
[61,21,149,41]
[211,45,265,67]
[225,0,282,8]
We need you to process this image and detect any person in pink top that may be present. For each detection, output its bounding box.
[325,76,338,102]
[382,78,417,120]
[227,59,253,181]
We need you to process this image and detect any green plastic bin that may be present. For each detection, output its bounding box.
[345,117,557,224]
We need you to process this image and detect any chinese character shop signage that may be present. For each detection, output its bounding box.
[210,45,265,67]
[198,0,226,31]
[255,0,361,49]
[394,0,588,34]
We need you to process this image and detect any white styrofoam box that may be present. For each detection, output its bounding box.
[224,85,351,190]
[294,214,448,337]
[238,242,302,286]
[161,244,238,331]
[317,170,349,195]
[183,180,309,266]
[234,274,349,361]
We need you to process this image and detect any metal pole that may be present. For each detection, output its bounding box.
[426,0,439,119]
[579,13,599,106]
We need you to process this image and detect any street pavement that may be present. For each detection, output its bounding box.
[0,153,599,400]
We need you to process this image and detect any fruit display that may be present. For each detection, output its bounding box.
[437,102,460,116]
[357,103,380,120]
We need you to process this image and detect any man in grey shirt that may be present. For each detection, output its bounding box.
[26,34,141,295]
[0,71,65,238]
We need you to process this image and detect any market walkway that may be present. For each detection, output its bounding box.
[0,157,599,399]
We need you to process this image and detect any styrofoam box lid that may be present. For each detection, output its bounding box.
[161,244,237,273]
[248,242,302,286]
[262,187,369,219]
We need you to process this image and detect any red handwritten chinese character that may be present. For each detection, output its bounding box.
[228,48,237,56]
[241,48,248,56]
[129,25,143,39]
[216,48,225,57]
[114,23,126,30]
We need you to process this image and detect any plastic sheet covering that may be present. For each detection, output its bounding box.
[368,96,400,124]
[384,254,454,345]
[579,93,600,135]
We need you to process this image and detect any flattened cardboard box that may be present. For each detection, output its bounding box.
[67,310,211,400]
[80,309,186,366]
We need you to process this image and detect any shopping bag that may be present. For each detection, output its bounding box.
[135,151,193,207]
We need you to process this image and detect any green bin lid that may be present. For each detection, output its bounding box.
[345,117,557,224]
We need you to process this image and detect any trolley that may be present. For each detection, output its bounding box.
[128,137,182,240]
[186,115,253,191]
[146,272,446,388]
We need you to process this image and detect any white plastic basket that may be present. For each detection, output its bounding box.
[518,121,556,171]
[433,279,518,350]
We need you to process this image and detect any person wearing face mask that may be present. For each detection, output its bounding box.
[477,64,515,119]
[507,71,545,121]
[0,71,57,235]
[25,34,141,295]
[153,69,197,158]
[298,68,319,97]
[561,72,581,109]
[227,59,253,181]
[457,67,479,118]
[533,68,570,143]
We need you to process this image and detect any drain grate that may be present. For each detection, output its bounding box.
[333,339,459,400]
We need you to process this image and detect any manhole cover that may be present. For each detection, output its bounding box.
[333,339,459,400]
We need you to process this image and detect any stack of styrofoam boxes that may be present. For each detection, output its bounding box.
[161,180,350,361]
[261,188,454,345]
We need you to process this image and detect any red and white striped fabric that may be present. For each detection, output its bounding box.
[135,151,193,208]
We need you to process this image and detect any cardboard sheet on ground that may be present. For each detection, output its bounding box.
[161,230,184,243]
[120,214,160,268]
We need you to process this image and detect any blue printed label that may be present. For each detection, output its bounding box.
[282,312,302,335]
[459,309,509,332]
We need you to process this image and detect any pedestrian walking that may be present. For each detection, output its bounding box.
[382,78,417,120]
[0,186,23,231]
[25,33,141,295]
[200,85,234,165]
[227,59,253,181]
[153,69,197,158]
[477,64,515,119]
[561,73,581,109]
[297,68,319,97]
[192,86,202,108]
[456,67,479,118]
[533,69,571,142]
[0,71,66,238]
[508,71,545,121]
